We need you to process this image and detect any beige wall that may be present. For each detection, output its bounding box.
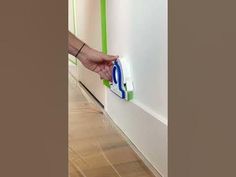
[75,0,105,105]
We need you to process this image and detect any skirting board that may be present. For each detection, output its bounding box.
[105,89,168,177]
[102,109,163,177]
[78,81,165,177]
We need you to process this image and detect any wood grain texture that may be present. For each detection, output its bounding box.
[69,76,158,177]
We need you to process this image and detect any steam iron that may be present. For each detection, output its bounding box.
[110,58,134,101]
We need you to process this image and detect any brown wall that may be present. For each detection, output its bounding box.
[169,0,236,177]
[0,1,67,177]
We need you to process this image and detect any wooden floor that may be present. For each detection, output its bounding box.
[68,76,158,177]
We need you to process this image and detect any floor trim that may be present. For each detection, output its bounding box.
[102,110,163,177]
[78,80,162,177]
[106,90,167,177]
[78,81,104,108]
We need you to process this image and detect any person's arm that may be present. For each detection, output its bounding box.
[68,31,118,81]
[68,31,85,57]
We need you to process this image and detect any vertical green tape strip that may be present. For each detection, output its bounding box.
[100,0,107,54]
[100,0,110,88]
[72,0,77,65]
[69,0,78,65]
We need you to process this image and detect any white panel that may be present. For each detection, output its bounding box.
[75,0,105,105]
[106,0,168,176]
[106,89,167,177]
[107,0,168,119]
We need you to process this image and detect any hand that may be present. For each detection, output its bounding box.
[78,45,118,81]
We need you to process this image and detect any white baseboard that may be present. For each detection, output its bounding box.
[79,85,168,177]
[106,89,168,177]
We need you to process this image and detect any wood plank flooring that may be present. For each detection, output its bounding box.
[69,76,158,177]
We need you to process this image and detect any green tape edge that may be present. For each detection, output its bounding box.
[69,0,78,65]
[69,58,77,65]
[100,0,111,88]
[127,91,134,101]
[100,0,107,54]
[100,1,133,101]
[73,0,78,65]
[103,80,111,88]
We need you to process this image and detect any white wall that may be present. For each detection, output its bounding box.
[106,0,168,176]
[75,0,105,105]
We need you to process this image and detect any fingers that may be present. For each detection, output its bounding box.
[100,70,112,81]
[105,72,112,81]
[99,71,111,81]
[101,53,119,61]
[98,65,113,81]
[105,64,113,81]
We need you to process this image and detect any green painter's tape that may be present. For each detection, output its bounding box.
[72,0,77,35]
[127,91,134,101]
[69,59,77,65]
[73,0,78,65]
[69,0,78,65]
[100,0,107,54]
[100,0,111,87]
[103,80,111,88]
[100,1,133,101]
